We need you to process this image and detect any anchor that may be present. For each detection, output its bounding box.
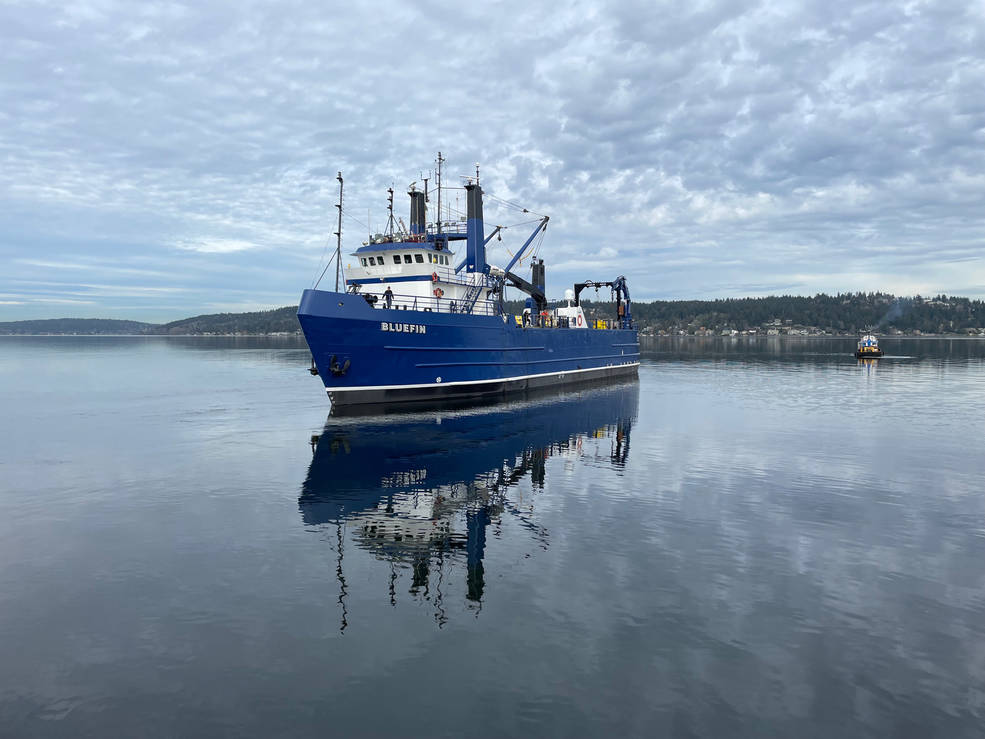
[329,355,350,377]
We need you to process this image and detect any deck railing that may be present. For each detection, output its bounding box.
[361,291,635,329]
[362,291,501,317]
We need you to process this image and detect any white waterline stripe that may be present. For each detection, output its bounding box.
[416,352,639,368]
[325,362,640,393]
[384,345,546,352]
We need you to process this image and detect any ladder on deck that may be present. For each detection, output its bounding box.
[461,280,486,314]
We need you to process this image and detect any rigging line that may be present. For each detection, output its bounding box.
[314,233,333,278]
[342,214,369,231]
[489,193,541,213]
[484,193,547,218]
[526,228,547,264]
[498,218,542,229]
[312,248,338,289]
[483,193,523,208]
[340,209,370,233]
[500,222,548,263]
[445,203,539,225]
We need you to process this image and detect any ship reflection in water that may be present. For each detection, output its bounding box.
[299,382,639,629]
[858,356,879,375]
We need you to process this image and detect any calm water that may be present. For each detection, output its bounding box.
[1,336,983,737]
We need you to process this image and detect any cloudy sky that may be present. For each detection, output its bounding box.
[1,0,983,321]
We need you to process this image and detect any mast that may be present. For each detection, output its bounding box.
[334,172,343,291]
[436,151,444,234]
[385,186,396,240]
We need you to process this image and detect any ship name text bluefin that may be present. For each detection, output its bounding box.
[381,322,427,334]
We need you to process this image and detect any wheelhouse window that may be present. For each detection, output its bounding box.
[403,255,412,264]
[393,255,401,265]
[360,258,367,266]
[368,257,376,266]
[414,254,424,263]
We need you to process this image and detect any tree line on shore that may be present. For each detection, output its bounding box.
[600,292,985,335]
[2,293,984,335]
[0,308,300,335]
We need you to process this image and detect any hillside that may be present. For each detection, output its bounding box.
[150,306,300,335]
[0,318,156,335]
[0,308,300,336]
[614,293,985,335]
[3,293,985,336]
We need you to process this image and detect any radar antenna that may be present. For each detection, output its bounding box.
[384,187,396,240]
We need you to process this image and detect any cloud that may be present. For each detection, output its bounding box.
[1,0,984,321]
[14,259,171,277]
[30,298,97,305]
[173,239,259,254]
[11,281,189,298]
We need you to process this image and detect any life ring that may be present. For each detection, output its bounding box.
[434,287,444,298]
[431,272,438,282]
[577,314,583,326]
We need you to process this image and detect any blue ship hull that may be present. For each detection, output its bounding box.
[298,288,640,406]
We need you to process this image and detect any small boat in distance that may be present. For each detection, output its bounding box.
[855,334,884,358]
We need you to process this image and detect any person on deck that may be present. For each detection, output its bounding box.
[383,286,393,309]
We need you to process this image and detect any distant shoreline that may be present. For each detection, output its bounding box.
[0,332,302,337]
[3,332,984,339]
[3,293,984,337]
[641,333,985,340]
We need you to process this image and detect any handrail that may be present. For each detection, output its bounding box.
[431,266,498,289]
[369,290,501,317]
[365,291,636,328]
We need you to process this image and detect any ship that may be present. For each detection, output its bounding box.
[297,156,639,408]
[854,334,884,358]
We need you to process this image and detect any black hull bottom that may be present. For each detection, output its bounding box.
[328,363,639,412]
[855,351,884,358]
